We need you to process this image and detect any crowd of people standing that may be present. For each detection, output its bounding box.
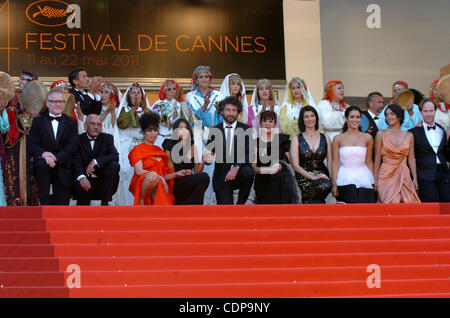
[0,67,449,206]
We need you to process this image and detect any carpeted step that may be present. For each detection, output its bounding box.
[3,279,449,298]
[2,265,449,287]
[37,215,450,231]
[2,252,449,272]
[2,239,450,258]
[38,203,448,219]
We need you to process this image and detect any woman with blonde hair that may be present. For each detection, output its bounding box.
[280,77,316,139]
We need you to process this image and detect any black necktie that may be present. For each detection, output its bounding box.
[50,116,61,122]
[427,125,436,131]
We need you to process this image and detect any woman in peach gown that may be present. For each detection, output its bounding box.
[374,104,420,203]
[129,111,187,205]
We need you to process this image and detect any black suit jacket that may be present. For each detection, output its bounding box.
[361,111,379,140]
[409,124,448,182]
[69,87,102,115]
[27,112,78,188]
[73,132,119,180]
[446,137,450,163]
[206,121,252,190]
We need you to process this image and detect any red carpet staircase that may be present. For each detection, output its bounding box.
[1,203,450,298]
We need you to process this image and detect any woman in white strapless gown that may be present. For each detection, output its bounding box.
[331,106,376,203]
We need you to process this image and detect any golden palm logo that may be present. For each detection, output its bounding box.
[32,5,68,19]
[26,0,74,27]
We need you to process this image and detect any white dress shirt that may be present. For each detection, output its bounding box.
[367,109,381,129]
[49,114,61,139]
[223,120,237,157]
[77,135,99,181]
[423,122,444,164]
[74,88,101,102]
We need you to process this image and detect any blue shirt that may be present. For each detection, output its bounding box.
[187,89,223,127]
[378,104,422,131]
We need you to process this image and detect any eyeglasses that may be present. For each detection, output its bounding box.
[48,100,65,105]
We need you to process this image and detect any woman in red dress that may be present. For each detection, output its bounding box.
[128,111,186,205]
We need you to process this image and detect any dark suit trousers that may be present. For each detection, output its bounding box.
[418,165,450,202]
[34,159,71,206]
[73,161,120,205]
[215,165,255,205]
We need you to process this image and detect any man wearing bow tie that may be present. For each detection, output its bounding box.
[410,98,450,202]
[362,92,385,140]
[27,88,78,205]
[72,114,119,206]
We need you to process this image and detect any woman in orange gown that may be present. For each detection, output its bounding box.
[128,111,187,205]
[374,104,420,203]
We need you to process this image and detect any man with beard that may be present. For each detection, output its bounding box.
[362,91,385,140]
[206,96,254,205]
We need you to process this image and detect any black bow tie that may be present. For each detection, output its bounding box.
[50,116,61,122]
[427,125,436,131]
[374,116,379,120]
[88,137,97,141]
[226,126,233,129]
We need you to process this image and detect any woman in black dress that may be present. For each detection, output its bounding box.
[162,118,210,205]
[290,106,332,203]
[251,111,300,204]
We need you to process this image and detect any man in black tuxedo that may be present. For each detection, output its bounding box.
[68,68,102,116]
[409,98,450,202]
[361,91,385,139]
[72,114,120,206]
[27,88,78,205]
[205,96,255,205]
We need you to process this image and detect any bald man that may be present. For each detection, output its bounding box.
[72,114,119,206]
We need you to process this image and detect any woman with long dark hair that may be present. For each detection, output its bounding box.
[162,118,210,205]
[290,106,332,203]
[374,104,420,203]
[331,106,375,203]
